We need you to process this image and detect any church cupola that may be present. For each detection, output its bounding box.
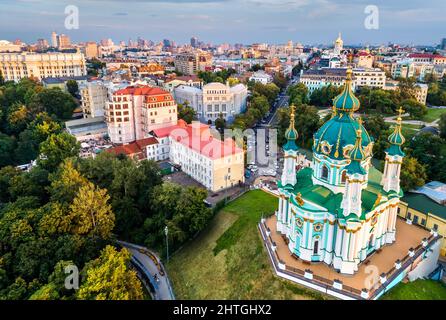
[341,128,367,218]
[333,68,360,114]
[284,105,299,151]
[386,107,406,157]
[281,105,298,187]
[381,107,406,193]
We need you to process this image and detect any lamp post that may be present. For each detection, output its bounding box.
[164,225,169,263]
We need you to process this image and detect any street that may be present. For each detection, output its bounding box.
[117,241,175,300]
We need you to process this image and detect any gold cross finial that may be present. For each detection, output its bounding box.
[358,116,363,127]
[398,106,404,117]
[290,104,295,116]
[397,106,404,123]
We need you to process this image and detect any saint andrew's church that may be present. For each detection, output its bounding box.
[276,69,406,274]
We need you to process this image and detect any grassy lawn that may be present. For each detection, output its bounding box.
[422,108,446,123]
[383,280,446,300]
[167,190,327,300]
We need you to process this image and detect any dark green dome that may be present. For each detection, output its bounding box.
[345,128,367,175]
[386,107,406,157]
[283,105,299,151]
[285,127,298,140]
[333,69,360,112]
[313,113,373,160]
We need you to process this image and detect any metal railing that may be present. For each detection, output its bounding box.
[259,219,440,300]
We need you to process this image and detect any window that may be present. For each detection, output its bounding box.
[313,240,319,255]
[321,165,329,181]
[407,212,412,220]
[421,218,426,226]
[413,215,419,224]
[433,224,438,231]
[341,170,347,184]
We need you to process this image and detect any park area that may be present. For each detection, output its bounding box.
[166,189,446,300]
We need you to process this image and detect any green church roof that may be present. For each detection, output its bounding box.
[313,112,372,160]
[279,166,393,221]
[386,107,406,157]
[333,69,360,112]
[284,105,299,151]
[345,127,367,175]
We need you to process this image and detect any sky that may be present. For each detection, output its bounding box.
[0,0,445,46]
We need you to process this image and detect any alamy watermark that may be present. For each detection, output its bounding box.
[364,5,379,30]
[64,5,79,30]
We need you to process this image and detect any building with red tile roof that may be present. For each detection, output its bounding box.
[105,85,177,144]
[151,120,245,191]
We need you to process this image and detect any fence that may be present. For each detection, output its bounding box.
[258,219,441,300]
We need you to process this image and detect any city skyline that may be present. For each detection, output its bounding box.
[1,0,445,46]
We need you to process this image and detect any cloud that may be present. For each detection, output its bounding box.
[113,12,128,16]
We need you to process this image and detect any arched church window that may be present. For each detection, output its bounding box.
[341,170,347,184]
[313,239,319,255]
[321,165,329,181]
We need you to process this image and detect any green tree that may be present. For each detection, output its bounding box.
[29,88,77,120]
[66,80,79,97]
[38,132,80,171]
[77,246,143,300]
[277,105,320,148]
[310,85,342,108]
[439,113,446,139]
[363,114,389,140]
[48,159,89,204]
[288,83,309,106]
[400,156,428,191]
[402,99,427,119]
[69,182,115,239]
[0,133,16,168]
[177,101,197,124]
[215,113,226,132]
[409,132,446,180]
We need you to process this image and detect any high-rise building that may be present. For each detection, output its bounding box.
[0,52,87,82]
[51,31,58,48]
[105,86,177,144]
[80,81,108,118]
[163,39,172,48]
[84,42,99,59]
[441,38,446,50]
[57,34,71,49]
[174,50,213,75]
[36,39,49,51]
[190,36,198,48]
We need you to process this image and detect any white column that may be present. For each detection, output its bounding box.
[342,231,350,261]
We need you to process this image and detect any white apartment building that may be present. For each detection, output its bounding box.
[391,60,415,79]
[415,83,428,105]
[299,68,354,94]
[174,82,248,123]
[80,81,108,118]
[0,51,87,82]
[249,71,273,84]
[299,67,385,94]
[353,68,386,89]
[105,86,177,144]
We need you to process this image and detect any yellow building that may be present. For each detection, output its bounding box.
[0,51,87,82]
[84,42,99,59]
[398,192,446,257]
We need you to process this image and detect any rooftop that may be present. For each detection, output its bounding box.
[151,120,244,160]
